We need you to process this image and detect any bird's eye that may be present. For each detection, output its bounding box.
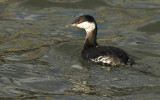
[78,20,83,23]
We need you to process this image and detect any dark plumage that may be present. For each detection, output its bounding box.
[72,15,135,66]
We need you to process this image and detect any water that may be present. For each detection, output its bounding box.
[0,0,160,99]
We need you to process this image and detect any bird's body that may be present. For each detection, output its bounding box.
[82,46,134,66]
[72,15,135,66]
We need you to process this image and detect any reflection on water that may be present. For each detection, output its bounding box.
[0,0,160,99]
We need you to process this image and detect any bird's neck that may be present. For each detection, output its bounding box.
[83,26,98,50]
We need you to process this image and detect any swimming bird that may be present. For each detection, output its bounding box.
[72,15,135,66]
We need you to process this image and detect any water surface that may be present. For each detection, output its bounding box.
[0,0,160,100]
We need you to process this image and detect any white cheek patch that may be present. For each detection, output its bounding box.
[76,22,95,32]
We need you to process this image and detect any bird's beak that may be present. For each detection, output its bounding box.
[72,23,77,26]
[66,23,75,27]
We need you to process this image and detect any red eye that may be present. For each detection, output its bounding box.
[78,20,83,23]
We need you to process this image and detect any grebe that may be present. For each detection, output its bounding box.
[72,15,135,66]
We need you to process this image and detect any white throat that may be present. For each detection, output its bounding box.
[76,21,95,33]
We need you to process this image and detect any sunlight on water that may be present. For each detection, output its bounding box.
[0,0,160,99]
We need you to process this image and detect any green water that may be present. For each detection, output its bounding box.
[0,0,160,100]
